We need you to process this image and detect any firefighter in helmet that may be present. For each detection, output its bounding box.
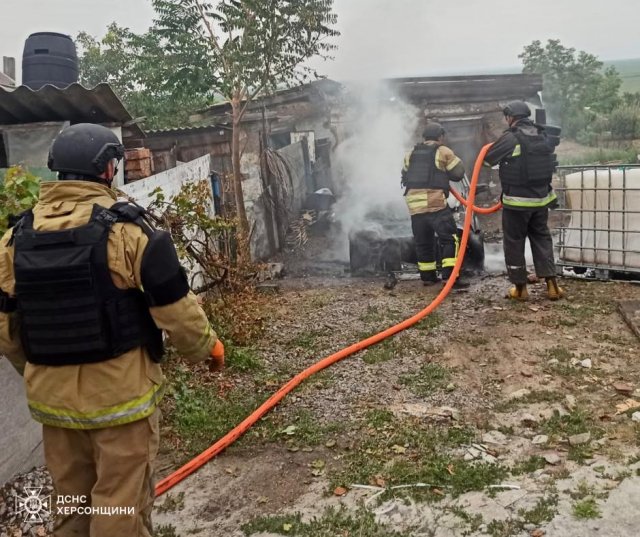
[0,123,225,536]
[402,122,470,289]
[484,101,565,300]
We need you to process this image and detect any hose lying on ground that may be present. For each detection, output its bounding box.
[155,143,497,497]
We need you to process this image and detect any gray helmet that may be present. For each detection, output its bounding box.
[422,122,445,141]
[503,101,531,119]
[48,123,125,178]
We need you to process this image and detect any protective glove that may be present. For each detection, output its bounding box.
[209,339,225,372]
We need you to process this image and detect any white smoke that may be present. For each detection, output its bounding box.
[329,82,420,260]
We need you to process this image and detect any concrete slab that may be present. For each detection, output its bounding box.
[0,359,44,484]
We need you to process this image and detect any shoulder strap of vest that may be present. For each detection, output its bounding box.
[7,210,33,246]
[107,201,156,238]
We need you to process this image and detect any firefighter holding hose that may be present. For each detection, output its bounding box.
[484,101,565,300]
[402,122,470,289]
[0,123,224,537]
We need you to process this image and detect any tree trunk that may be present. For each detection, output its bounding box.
[231,98,250,261]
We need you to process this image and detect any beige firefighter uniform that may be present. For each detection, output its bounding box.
[402,141,464,215]
[0,181,218,537]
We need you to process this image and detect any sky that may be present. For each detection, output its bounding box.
[1,0,638,83]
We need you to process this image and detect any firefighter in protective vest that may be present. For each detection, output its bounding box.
[0,124,225,537]
[484,101,565,300]
[402,123,470,289]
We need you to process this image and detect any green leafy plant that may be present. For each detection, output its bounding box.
[0,166,41,235]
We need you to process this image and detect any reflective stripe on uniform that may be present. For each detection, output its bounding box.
[180,323,214,358]
[502,191,557,208]
[418,261,437,271]
[28,383,164,430]
[445,156,462,171]
[512,144,521,157]
[403,152,411,171]
[405,192,430,212]
[441,233,460,268]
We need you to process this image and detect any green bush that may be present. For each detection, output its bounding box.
[0,166,41,235]
[608,104,640,139]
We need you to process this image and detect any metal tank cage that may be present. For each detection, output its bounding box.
[553,164,640,280]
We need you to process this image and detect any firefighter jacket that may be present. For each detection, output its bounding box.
[0,181,218,429]
[402,141,465,215]
[484,119,558,210]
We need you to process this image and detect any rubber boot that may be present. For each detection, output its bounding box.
[546,277,566,301]
[507,284,528,301]
[452,276,470,290]
[421,272,439,286]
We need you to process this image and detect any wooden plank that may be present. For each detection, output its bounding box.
[618,300,640,341]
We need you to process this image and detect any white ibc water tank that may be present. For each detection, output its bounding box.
[561,168,640,270]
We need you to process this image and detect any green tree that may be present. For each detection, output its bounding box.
[519,39,622,136]
[152,0,339,255]
[77,23,215,129]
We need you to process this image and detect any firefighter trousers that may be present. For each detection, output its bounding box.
[502,208,556,284]
[44,410,159,537]
[411,209,459,281]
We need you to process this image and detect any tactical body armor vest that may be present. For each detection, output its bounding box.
[499,127,556,187]
[11,204,164,366]
[403,144,451,193]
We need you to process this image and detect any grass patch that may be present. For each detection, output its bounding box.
[365,409,395,428]
[449,507,484,534]
[359,304,403,325]
[413,311,444,331]
[542,409,594,437]
[495,390,564,412]
[511,456,547,476]
[546,346,573,362]
[463,334,490,347]
[486,519,521,537]
[486,494,558,536]
[241,506,410,536]
[287,329,324,351]
[542,346,580,376]
[331,416,506,499]
[227,345,263,372]
[156,492,185,514]
[155,524,180,537]
[594,332,633,346]
[256,408,345,448]
[542,409,604,462]
[560,147,639,166]
[164,367,265,459]
[362,339,398,364]
[519,493,559,525]
[400,362,451,396]
[572,498,601,519]
[309,293,332,308]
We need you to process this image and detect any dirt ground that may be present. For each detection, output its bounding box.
[3,251,640,537]
[149,266,640,536]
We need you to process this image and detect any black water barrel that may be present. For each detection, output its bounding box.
[22,32,78,90]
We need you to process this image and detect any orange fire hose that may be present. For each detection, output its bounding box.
[449,188,502,214]
[155,143,496,497]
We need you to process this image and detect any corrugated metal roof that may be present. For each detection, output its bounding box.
[145,124,232,136]
[0,83,141,136]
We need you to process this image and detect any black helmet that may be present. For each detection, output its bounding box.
[422,122,445,141]
[503,101,531,119]
[48,123,125,177]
